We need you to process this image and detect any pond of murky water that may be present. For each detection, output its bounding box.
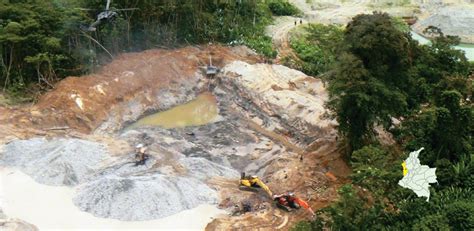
[129,92,219,129]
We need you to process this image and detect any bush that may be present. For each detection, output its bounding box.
[290,220,322,231]
[445,201,474,230]
[290,24,343,76]
[290,38,326,75]
[244,35,277,58]
[268,0,301,16]
[412,214,450,231]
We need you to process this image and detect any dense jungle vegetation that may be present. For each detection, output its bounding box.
[293,12,473,231]
[0,0,295,100]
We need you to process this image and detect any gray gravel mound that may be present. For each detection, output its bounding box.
[181,157,239,180]
[1,138,107,186]
[73,174,218,221]
[94,155,158,177]
[415,6,474,43]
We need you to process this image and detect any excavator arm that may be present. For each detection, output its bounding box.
[254,178,273,197]
[239,173,273,198]
[294,197,315,216]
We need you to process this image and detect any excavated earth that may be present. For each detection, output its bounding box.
[290,0,474,43]
[0,45,350,230]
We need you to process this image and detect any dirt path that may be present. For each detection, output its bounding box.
[266,16,305,63]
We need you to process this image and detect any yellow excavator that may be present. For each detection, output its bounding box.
[239,172,273,197]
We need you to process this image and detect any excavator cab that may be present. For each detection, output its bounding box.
[273,192,315,216]
[206,55,219,76]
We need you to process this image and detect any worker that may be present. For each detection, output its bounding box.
[294,20,297,26]
[300,19,303,24]
[134,143,149,166]
[273,192,315,216]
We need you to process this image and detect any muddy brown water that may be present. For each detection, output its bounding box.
[129,92,219,129]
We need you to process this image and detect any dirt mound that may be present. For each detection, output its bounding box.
[12,46,260,134]
[195,61,350,230]
[1,138,107,186]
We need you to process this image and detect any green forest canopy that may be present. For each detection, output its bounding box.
[294,12,473,231]
[1,0,299,97]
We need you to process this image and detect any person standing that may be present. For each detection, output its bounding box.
[134,143,149,166]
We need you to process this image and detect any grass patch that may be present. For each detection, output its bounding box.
[288,23,343,76]
[243,35,277,59]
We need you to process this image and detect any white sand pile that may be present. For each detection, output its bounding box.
[1,138,107,186]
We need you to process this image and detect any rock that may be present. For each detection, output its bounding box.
[0,138,107,186]
[0,219,38,231]
[414,5,474,43]
[180,157,239,180]
[220,61,335,143]
[0,209,38,231]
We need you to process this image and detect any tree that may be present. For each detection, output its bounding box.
[344,12,412,91]
[398,90,472,166]
[313,184,387,230]
[0,0,90,93]
[411,214,450,230]
[328,12,412,151]
[350,145,400,196]
[267,0,300,16]
[1,0,277,97]
[445,201,474,230]
[0,21,26,90]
